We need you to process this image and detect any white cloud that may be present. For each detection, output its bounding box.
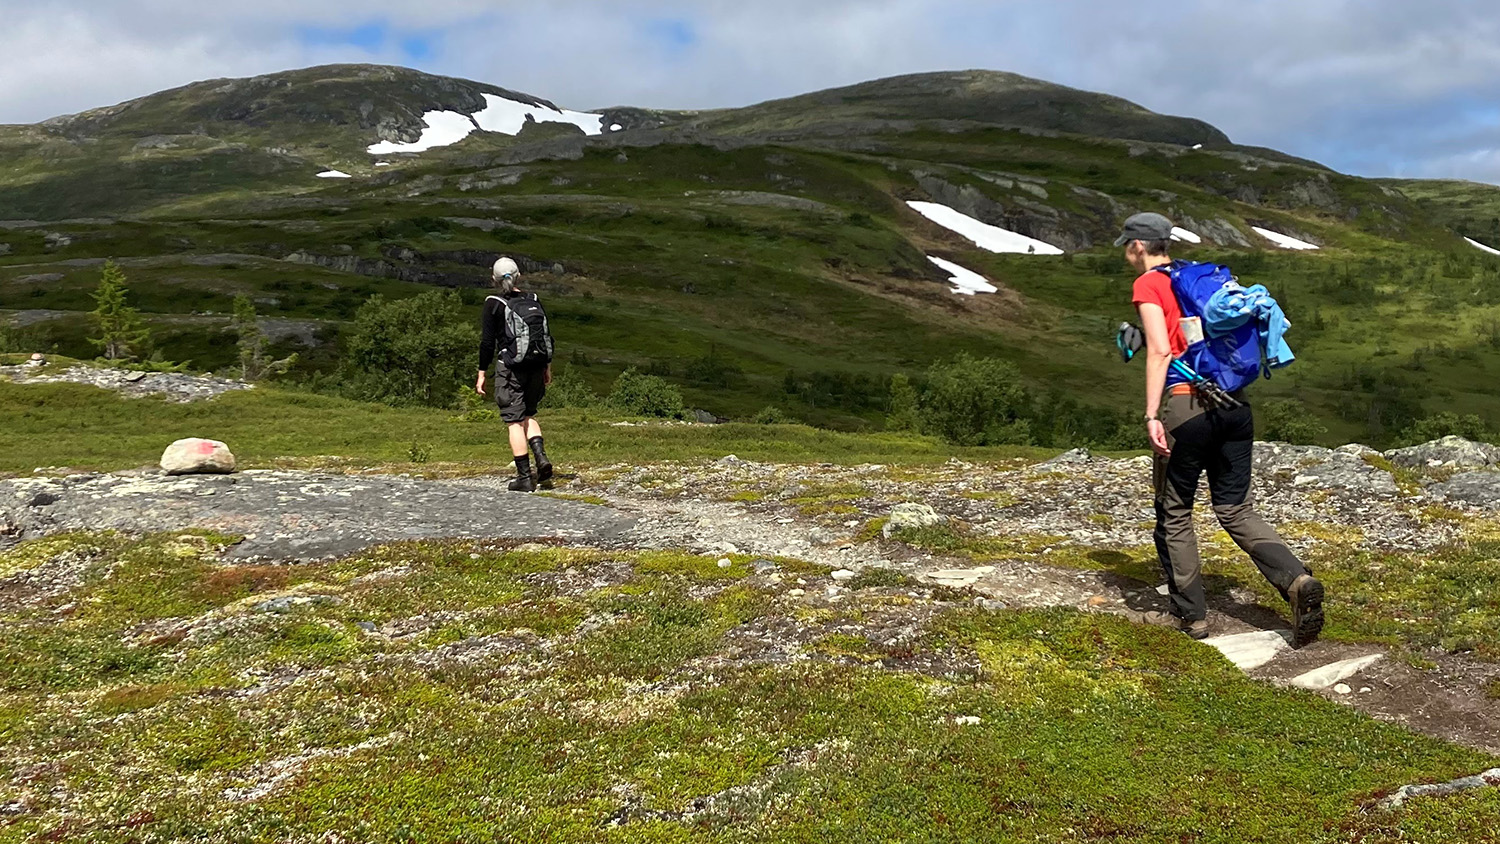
[1,1,1499,183]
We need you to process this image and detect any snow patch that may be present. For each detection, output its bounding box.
[365,94,604,156]
[471,94,603,136]
[367,111,479,155]
[611,123,624,132]
[1252,226,1319,251]
[928,256,998,296]
[316,170,352,179]
[1170,226,1202,244]
[1465,236,1500,256]
[374,162,391,167]
[907,201,1064,255]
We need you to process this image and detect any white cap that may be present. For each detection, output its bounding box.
[492,256,520,281]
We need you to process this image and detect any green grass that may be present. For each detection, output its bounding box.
[0,380,1046,473]
[1,533,1495,842]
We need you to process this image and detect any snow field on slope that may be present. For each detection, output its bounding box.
[367,94,603,155]
[1170,226,1202,244]
[1465,236,1500,257]
[316,170,352,179]
[1252,226,1319,250]
[927,256,998,296]
[907,201,1064,255]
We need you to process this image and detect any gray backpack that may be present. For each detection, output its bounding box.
[491,293,555,369]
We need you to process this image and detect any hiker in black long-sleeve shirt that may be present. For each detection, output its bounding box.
[476,257,556,492]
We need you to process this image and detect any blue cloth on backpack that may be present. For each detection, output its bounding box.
[1204,283,1295,370]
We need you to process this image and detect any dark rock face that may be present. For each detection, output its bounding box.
[914,174,1095,252]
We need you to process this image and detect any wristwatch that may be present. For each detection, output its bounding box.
[1144,414,1159,424]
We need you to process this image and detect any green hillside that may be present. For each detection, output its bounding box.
[3,64,1499,445]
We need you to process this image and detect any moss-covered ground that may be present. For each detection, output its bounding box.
[2,533,1497,842]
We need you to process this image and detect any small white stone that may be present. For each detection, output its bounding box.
[831,569,857,581]
[1334,684,1353,695]
[1360,687,1372,694]
[717,558,732,568]
[952,716,981,726]
[788,589,806,597]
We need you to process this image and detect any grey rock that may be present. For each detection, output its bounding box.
[161,439,236,476]
[0,470,636,561]
[355,621,379,633]
[0,365,251,403]
[1254,441,1398,496]
[27,493,58,508]
[0,243,11,256]
[254,595,343,614]
[693,409,723,425]
[884,503,947,537]
[1046,448,1092,465]
[751,559,779,574]
[1430,471,1500,509]
[43,232,73,249]
[1385,437,1500,471]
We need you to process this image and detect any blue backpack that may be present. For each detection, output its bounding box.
[1159,262,1264,394]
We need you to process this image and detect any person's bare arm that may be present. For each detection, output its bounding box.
[1137,302,1173,456]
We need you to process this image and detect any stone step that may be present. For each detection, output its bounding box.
[1288,654,1385,690]
[1203,630,1292,671]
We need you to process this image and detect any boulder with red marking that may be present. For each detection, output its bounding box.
[161,438,237,476]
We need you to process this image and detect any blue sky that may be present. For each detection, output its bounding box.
[2,0,1498,183]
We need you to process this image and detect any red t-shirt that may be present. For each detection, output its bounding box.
[1132,269,1188,358]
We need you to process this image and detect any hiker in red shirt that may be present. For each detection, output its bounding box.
[1118,212,1324,647]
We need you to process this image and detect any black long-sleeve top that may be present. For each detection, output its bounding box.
[478,293,514,372]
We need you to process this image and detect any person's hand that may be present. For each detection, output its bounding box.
[475,372,487,396]
[543,366,553,386]
[1147,419,1171,458]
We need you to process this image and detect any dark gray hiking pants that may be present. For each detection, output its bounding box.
[1152,391,1308,621]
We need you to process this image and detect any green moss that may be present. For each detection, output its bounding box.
[846,567,918,591]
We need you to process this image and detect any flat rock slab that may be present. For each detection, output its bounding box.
[1203,630,1292,671]
[1289,653,1385,690]
[922,566,996,587]
[0,471,636,561]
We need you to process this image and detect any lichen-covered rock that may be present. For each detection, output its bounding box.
[884,503,946,537]
[1385,437,1500,471]
[161,439,237,476]
[1430,471,1500,509]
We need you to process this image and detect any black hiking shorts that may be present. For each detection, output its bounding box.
[495,365,546,424]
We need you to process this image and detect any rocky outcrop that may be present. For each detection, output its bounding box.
[914,173,1093,252]
[1254,442,1400,497]
[1385,436,1500,471]
[0,365,251,402]
[161,439,237,476]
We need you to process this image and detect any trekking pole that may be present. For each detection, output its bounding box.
[1169,360,1243,410]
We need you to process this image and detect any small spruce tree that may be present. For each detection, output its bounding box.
[886,373,921,433]
[89,260,151,361]
[232,295,267,380]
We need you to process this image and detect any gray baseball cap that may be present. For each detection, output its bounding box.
[1113,212,1175,247]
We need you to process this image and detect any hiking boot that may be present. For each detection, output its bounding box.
[1182,618,1213,640]
[508,473,537,493]
[1289,573,1325,649]
[529,438,553,483]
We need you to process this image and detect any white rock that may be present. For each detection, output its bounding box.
[831,569,857,581]
[883,503,947,537]
[717,558,732,568]
[1203,630,1291,671]
[952,716,981,726]
[1334,684,1353,695]
[161,438,236,476]
[1289,654,1384,690]
[788,589,806,597]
